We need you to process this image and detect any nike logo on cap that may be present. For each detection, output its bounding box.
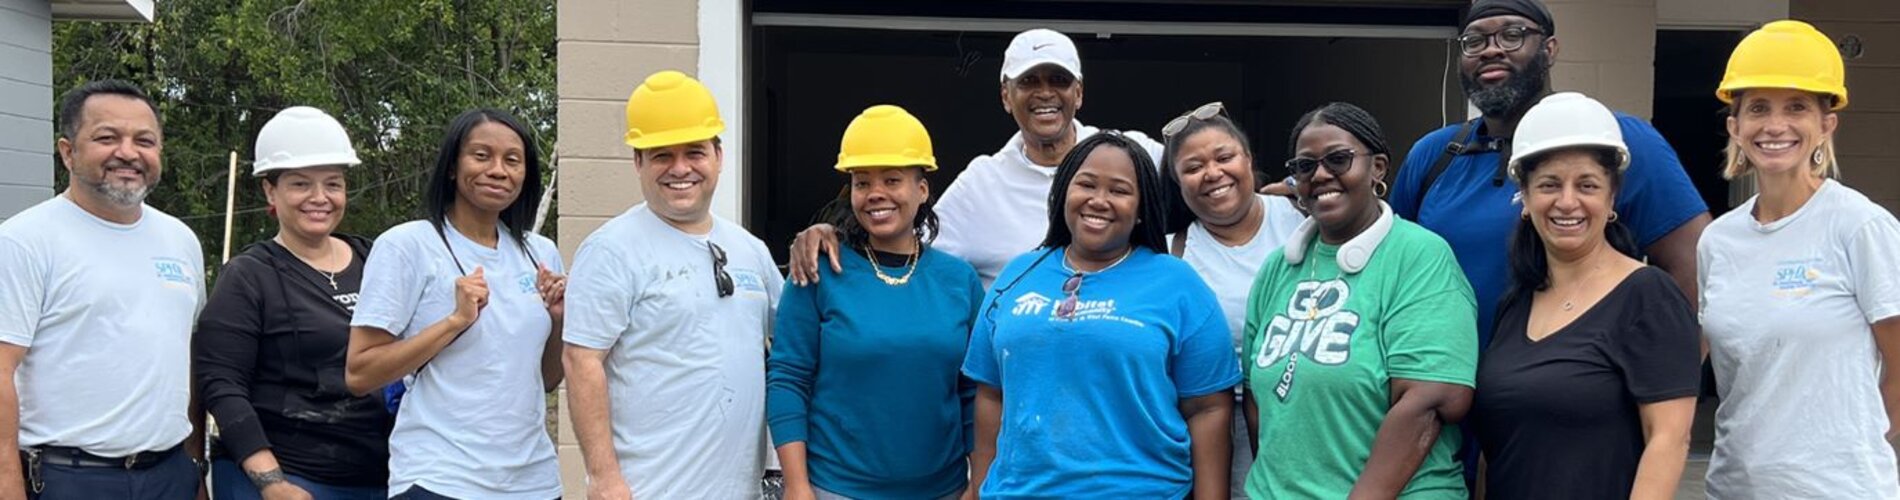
[1033,43,1054,51]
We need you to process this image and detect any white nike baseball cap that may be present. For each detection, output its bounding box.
[1001,29,1082,82]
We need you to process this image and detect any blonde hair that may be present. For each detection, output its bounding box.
[1722,90,1841,180]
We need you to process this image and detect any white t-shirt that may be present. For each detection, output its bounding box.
[1699,179,1900,499]
[563,204,783,499]
[934,121,1163,286]
[351,220,564,500]
[0,196,202,456]
[1176,193,1302,500]
[1179,194,1305,353]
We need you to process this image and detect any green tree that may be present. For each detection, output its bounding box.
[52,0,557,272]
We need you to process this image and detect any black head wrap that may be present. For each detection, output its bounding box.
[1464,0,1555,35]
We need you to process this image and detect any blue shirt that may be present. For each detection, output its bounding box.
[766,247,983,499]
[1390,114,1707,347]
[962,247,1241,499]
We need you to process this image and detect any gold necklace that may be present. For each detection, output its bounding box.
[866,240,921,286]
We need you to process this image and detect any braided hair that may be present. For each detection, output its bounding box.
[1160,115,1256,234]
[1039,132,1171,255]
[1287,102,1389,160]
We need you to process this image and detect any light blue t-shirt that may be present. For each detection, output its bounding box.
[0,196,203,456]
[562,204,782,499]
[962,246,1240,499]
[350,220,563,500]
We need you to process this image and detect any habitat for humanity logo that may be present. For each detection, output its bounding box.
[1772,258,1824,298]
[152,257,195,291]
[1012,292,1051,316]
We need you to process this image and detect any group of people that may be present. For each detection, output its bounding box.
[0,0,1894,500]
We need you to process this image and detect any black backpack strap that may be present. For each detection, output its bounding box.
[1413,118,1481,215]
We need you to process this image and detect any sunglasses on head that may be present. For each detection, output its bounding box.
[709,242,734,298]
[1285,149,1359,178]
[1162,102,1225,139]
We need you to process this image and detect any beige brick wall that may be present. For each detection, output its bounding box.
[1547,0,1660,118]
[1792,1,1900,213]
[554,0,701,496]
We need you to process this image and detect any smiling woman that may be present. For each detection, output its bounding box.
[1240,102,1477,499]
[342,109,568,499]
[964,132,1240,499]
[1700,20,1900,498]
[1469,92,1699,500]
[1158,103,1304,498]
[765,105,982,500]
[194,106,394,500]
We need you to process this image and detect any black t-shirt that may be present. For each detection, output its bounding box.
[193,236,393,487]
[1470,266,1700,499]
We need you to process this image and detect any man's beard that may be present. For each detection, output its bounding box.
[1462,49,1551,118]
[85,160,156,207]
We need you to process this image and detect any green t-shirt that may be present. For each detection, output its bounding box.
[1242,217,1478,499]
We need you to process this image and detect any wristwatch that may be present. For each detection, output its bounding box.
[190,457,208,477]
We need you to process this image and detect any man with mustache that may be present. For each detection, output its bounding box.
[0,80,208,499]
[789,28,1163,287]
[1390,0,1710,349]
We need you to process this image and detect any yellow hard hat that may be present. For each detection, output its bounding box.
[1717,20,1848,110]
[625,70,725,149]
[835,105,938,172]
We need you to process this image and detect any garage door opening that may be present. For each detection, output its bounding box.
[749,16,1464,261]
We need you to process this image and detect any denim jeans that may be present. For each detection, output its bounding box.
[28,447,197,500]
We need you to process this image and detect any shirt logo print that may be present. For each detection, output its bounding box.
[152,257,194,290]
[1256,279,1360,400]
[518,274,538,295]
[1012,292,1051,316]
[1772,258,1825,298]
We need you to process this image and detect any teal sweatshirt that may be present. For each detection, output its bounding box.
[766,246,982,499]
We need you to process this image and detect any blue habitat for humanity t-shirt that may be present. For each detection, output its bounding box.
[1390,113,1706,345]
[961,246,1241,499]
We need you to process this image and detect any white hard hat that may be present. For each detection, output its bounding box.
[1001,29,1082,82]
[1508,92,1629,181]
[253,106,362,177]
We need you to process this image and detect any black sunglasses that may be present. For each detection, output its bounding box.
[1285,149,1359,178]
[710,242,734,298]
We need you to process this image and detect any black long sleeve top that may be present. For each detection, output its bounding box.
[192,235,393,487]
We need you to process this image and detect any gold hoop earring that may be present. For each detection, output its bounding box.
[1374,179,1389,198]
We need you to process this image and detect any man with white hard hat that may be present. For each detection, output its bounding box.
[788,28,1163,287]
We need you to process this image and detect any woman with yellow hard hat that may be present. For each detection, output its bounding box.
[765,105,983,500]
[1699,20,1900,497]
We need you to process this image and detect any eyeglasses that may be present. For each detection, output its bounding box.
[1162,102,1225,139]
[1285,149,1359,178]
[1456,26,1544,56]
[709,242,734,298]
[1056,273,1083,320]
